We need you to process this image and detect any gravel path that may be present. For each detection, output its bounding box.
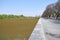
[29,18,46,40]
[29,18,60,40]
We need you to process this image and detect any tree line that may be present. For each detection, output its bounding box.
[0,14,40,19]
[0,14,25,19]
[42,0,60,19]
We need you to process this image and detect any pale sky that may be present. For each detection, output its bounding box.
[0,0,57,16]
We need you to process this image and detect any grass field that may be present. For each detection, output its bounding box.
[0,18,39,40]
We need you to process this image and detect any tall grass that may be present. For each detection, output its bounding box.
[0,14,39,40]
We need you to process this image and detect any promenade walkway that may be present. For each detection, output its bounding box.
[29,18,46,40]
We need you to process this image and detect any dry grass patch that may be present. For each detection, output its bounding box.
[0,18,39,40]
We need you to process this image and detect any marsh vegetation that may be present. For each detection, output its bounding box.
[0,14,39,40]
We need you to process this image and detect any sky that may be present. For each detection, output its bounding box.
[0,0,57,16]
